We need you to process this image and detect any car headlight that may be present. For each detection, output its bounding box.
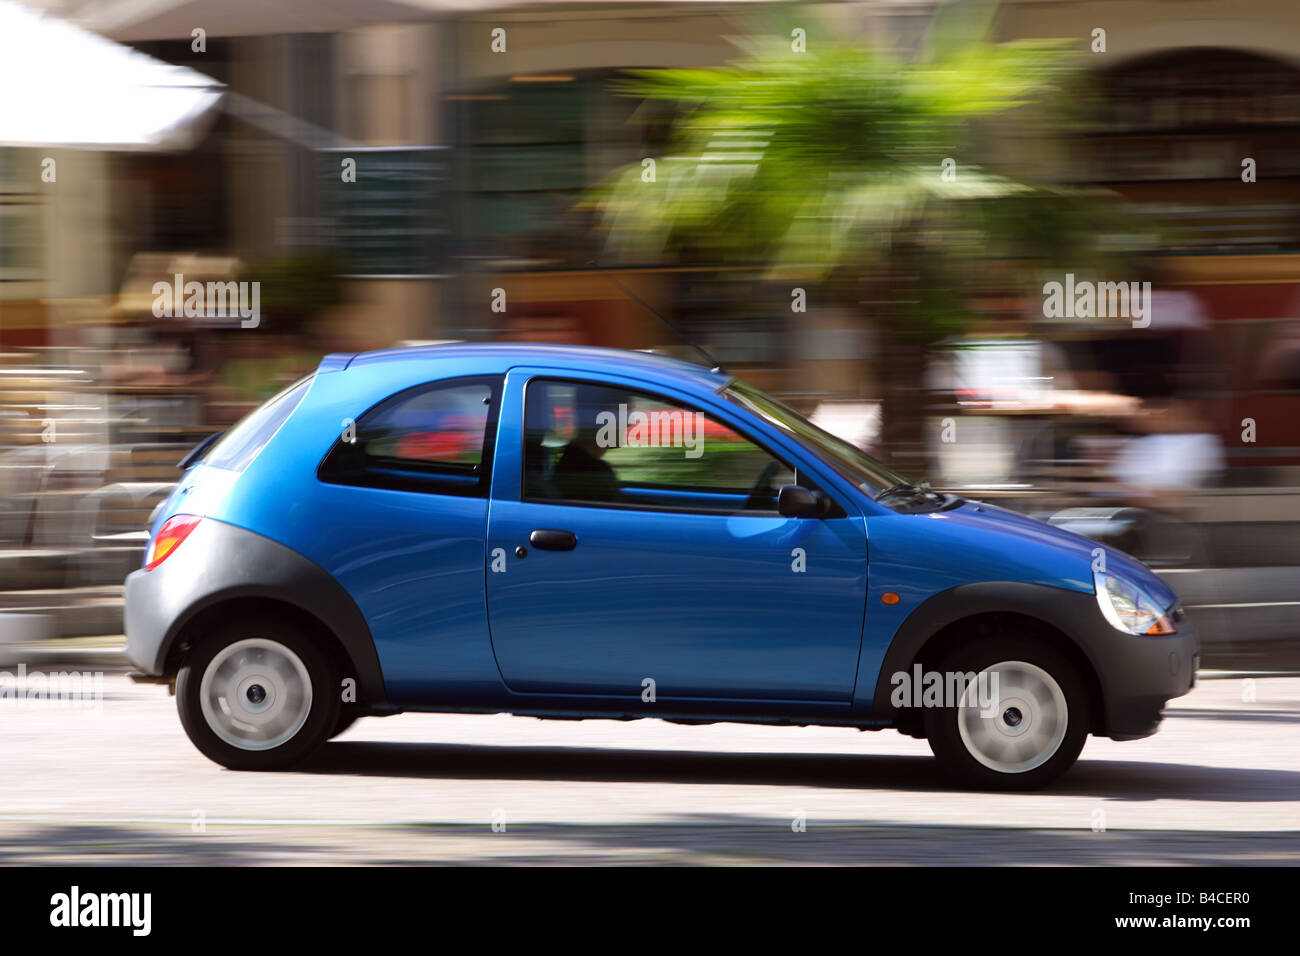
[1093,568,1177,636]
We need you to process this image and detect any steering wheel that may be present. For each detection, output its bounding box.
[741,460,782,512]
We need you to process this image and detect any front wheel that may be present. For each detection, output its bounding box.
[176,620,340,770]
[923,638,1089,790]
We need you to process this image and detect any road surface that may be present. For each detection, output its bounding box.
[1,671,1297,864]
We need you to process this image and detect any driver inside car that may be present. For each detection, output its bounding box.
[552,386,624,504]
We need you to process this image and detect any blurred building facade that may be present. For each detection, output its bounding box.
[6,0,1300,462]
[5,0,1300,663]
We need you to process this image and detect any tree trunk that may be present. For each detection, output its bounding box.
[877,330,933,480]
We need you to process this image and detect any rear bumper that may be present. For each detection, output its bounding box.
[123,564,172,675]
[123,518,388,703]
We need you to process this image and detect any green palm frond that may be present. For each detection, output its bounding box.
[591,25,1090,278]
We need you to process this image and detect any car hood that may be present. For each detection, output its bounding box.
[939,498,1179,607]
[862,494,1179,610]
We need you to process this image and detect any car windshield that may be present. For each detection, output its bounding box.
[721,379,906,496]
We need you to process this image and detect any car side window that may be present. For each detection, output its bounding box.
[319,375,500,497]
[523,378,799,514]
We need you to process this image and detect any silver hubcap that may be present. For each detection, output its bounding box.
[199,638,313,751]
[957,660,1068,774]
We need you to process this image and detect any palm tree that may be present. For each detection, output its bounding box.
[590,12,1114,473]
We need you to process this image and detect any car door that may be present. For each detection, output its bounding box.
[484,370,868,702]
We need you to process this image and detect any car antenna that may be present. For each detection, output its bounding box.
[586,260,726,373]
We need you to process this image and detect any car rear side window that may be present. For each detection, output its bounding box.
[204,376,312,473]
[319,375,501,497]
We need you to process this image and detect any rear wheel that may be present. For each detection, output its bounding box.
[923,637,1089,790]
[177,619,339,770]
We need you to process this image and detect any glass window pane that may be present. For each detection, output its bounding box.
[524,379,794,512]
[362,382,491,466]
[205,376,312,473]
[320,376,500,498]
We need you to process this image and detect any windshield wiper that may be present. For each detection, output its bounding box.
[876,479,944,504]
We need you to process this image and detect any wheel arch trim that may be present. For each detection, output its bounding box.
[128,518,386,703]
[870,581,1106,721]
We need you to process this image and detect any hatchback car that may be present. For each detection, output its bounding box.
[125,344,1197,788]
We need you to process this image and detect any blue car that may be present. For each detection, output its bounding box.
[125,344,1197,788]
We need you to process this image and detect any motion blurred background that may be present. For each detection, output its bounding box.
[2,0,1298,669]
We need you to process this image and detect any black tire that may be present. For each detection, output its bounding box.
[176,618,340,771]
[923,636,1089,791]
[330,709,361,739]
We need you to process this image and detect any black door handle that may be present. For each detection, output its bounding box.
[529,529,577,551]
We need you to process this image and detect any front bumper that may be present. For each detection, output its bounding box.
[1081,608,1199,740]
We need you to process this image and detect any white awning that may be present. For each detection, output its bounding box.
[0,1,223,151]
[77,0,445,42]
[74,0,775,44]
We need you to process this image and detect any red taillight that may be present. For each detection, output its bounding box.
[145,514,202,571]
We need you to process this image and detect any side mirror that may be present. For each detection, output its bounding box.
[778,484,828,518]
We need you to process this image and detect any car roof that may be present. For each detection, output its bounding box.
[323,342,729,394]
